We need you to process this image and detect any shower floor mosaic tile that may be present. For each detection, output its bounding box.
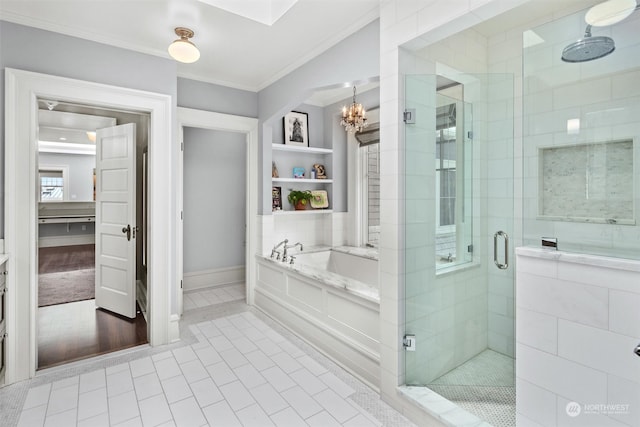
[3,296,416,427]
[429,350,515,427]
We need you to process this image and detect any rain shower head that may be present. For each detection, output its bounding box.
[561,25,616,63]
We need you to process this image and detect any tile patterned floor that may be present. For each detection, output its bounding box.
[429,350,515,427]
[2,285,416,427]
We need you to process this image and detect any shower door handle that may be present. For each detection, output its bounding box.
[494,231,509,270]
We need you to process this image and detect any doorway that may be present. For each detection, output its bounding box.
[181,127,247,311]
[4,68,173,386]
[35,100,150,369]
[176,107,259,316]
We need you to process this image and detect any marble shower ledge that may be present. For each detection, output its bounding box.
[516,246,640,272]
[398,386,492,427]
[536,215,635,226]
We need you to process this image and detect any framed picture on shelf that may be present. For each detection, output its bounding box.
[272,186,282,211]
[283,111,309,147]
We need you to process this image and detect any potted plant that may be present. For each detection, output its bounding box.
[288,190,312,210]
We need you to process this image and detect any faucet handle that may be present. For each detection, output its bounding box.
[289,256,296,265]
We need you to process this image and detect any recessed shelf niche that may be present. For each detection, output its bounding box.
[539,139,635,225]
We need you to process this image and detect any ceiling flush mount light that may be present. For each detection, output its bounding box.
[168,27,200,63]
[585,0,637,26]
[341,86,367,133]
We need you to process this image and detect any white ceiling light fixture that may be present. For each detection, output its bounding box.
[168,27,200,63]
[585,0,637,26]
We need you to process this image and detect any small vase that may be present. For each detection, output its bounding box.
[295,201,307,210]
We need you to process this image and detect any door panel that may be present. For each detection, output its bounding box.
[95,123,136,318]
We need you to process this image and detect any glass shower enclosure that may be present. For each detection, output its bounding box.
[404,73,515,426]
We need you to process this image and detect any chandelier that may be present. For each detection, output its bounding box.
[341,86,367,133]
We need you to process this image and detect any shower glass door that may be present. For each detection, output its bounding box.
[404,73,515,424]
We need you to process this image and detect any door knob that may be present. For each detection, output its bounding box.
[122,224,131,241]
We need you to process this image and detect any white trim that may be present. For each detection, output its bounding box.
[169,314,181,343]
[38,141,97,155]
[183,266,245,291]
[38,234,95,248]
[347,131,362,246]
[177,107,259,317]
[4,68,173,385]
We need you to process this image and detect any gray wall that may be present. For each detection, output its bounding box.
[178,78,258,118]
[183,127,247,273]
[38,152,95,202]
[257,19,380,214]
[271,104,325,149]
[0,20,177,239]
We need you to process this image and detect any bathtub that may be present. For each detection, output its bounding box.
[254,246,380,388]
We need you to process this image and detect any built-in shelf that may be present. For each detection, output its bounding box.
[272,144,332,155]
[272,178,333,184]
[273,209,333,216]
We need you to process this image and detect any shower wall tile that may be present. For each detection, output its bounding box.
[608,374,640,427]
[609,290,640,338]
[517,248,640,427]
[516,379,557,427]
[517,270,608,329]
[517,343,608,406]
[516,308,557,355]
[558,319,640,385]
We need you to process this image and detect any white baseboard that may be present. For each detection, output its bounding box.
[183,265,245,291]
[38,234,95,248]
[169,314,181,343]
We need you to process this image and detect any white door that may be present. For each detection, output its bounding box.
[95,123,137,318]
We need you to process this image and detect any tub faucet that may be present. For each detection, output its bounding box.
[283,242,303,263]
[271,239,288,259]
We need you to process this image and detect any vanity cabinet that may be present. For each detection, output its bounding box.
[271,144,333,214]
[0,257,7,386]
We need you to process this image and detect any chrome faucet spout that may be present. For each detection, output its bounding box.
[271,239,288,258]
[283,242,303,262]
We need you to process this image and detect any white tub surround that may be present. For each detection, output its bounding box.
[516,247,640,427]
[254,248,380,388]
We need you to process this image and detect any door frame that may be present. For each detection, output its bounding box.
[4,68,173,384]
[176,107,258,314]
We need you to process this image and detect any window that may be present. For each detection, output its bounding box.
[39,167,68,201]
[348,107,380,248]
[361,142,380,246]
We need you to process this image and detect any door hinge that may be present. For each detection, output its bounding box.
[181,211,183,220]
[180,280,183,289]
[181,142,184,151]
[403,334,416,351]
[468,244,473,253]
[467,131,473,139]
[403,109,416,124]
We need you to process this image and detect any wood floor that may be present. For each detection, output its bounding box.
[37,245,147,370]
[39,243,95,273]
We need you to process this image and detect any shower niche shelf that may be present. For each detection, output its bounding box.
[538,139,635,225]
